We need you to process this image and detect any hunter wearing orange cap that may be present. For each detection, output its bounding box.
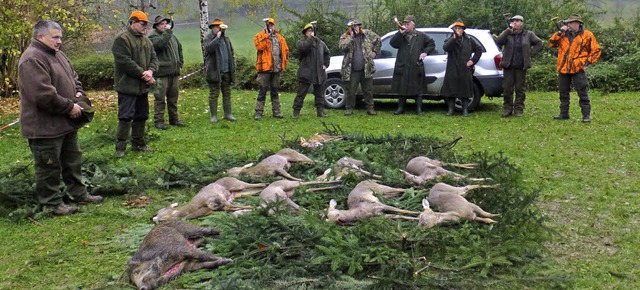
[253,17,289,120]
[441,19,483,116]
[549,14,601,122]
[204,18,237,122]
[111,10,159,158]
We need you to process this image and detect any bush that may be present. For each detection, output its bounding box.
[71,53,115,90]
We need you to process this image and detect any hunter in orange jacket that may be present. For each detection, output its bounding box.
[254,29,289,72]
[549,14,601,122]
[549,23,601,74]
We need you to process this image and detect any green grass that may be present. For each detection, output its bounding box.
[0,90,638,288]
[172,14,270,64]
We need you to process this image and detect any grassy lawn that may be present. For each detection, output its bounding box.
[0,89,638,288]
[173,14,269,64]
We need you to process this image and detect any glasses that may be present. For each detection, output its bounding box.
[137,21,148,27]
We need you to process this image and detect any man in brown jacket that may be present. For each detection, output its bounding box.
[18,20,103,216]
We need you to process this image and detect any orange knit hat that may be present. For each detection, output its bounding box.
[129,11,149,23]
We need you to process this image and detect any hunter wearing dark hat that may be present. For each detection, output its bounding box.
[441,19,482,116]
[495,14,543,117]
[339,18,381,116]
[292,22,330,118]
[149,15,184,129]
[204,18,237,122]
[389,15,435,115]
[549,14,601,122]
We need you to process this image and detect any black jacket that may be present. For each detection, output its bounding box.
[296,36,330,85]
[441,33,482,99]
[390,30,435,96]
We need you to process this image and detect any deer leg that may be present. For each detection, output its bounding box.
[305,185,342,192]
[386,214,419,221]
[299,180,341,186]
[448,163,477,169]
[474,217,497,224]
[233,188,264,198]
[275,168,303,181]
[470,204,498,218]
[383,206,421,216]
[462,184,498,195]
[184,207,213,219]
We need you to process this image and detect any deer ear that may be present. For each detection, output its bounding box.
[170,203,179,208]
[422,198,430,209]
[329,199,337,208]
[242,163,254,169]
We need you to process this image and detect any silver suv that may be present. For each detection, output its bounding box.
[322,27,503,110]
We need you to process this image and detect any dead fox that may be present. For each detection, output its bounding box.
[126,221,232,290]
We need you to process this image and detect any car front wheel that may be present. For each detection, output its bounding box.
[322,78,347,109]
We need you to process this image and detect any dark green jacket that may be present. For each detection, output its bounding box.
[441,33,483,99]
[390,30,435,96]
[112,27,159,95]
[495,28,542,69]
[296,36,330,85]
[203,32,235,83]
[148,28,183,77]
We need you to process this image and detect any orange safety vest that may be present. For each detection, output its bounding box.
[549,29,601,74]
[254,30,289,72]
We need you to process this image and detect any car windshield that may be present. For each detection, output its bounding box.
[378,31,486,58]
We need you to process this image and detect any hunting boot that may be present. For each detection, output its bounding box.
[131,121,153,153]
[446,99,455,116]
[416,96,424,115]
[316,107,327,118]
[394,97,406,115]
[209,97,218,123]
[293,110,301,119]
[115,120,131,158]
[272,98,284,118]
[254,101,265,120]
[222,99,236,121]
[462,98,469,117]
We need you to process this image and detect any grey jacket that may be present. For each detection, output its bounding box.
[495,28,543,69]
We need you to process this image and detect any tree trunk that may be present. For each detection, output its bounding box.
[199,0,209,59]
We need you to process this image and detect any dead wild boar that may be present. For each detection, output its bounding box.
[401,156,488,185]
[226,148,313,181]
[152,183,253,222]
[316,157,382,181]
[326,180,419,224]
[126,221,232,290]
[418,182,498,228]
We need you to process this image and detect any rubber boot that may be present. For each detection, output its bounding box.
[223,99,236,121]
[115,120,131,158]
[446,99,455,116]
[316,107,327,118]
[209,98,218,123]
[272,98,283,118]
[394,97,406,115]
[254,101,265,120]
[293,110,301,119]
[462,98,469,117]
[131,121,153,152]
[416,96,423,115]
